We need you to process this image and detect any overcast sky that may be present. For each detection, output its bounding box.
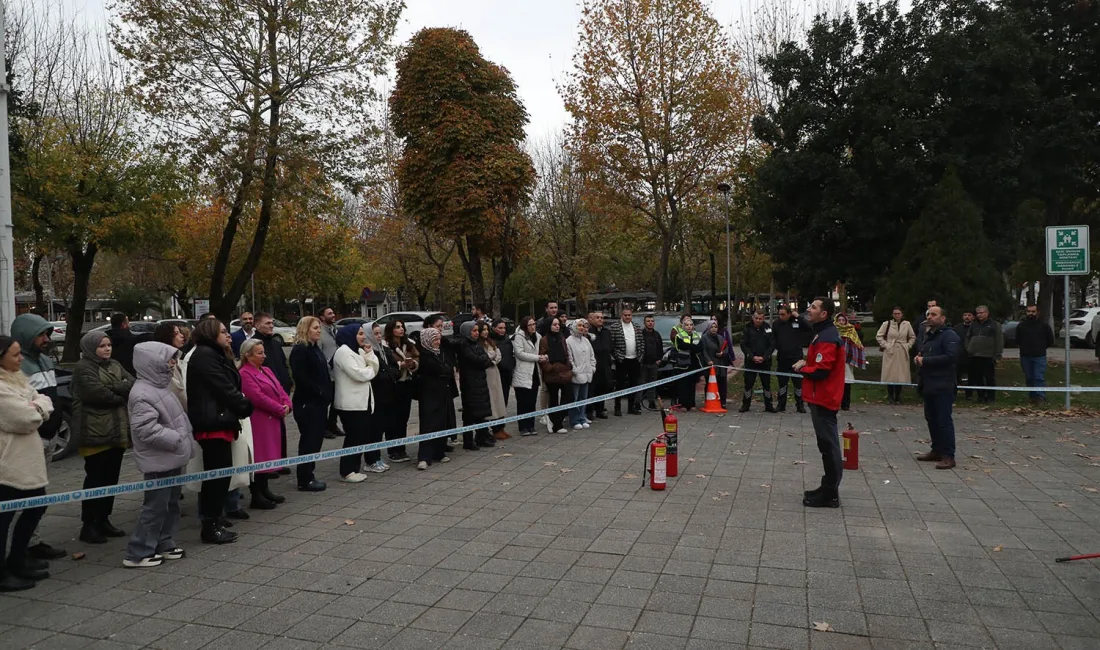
[66,0,875,139]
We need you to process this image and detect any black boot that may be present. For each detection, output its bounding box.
[776,395,787,412]
[249,484,276,510]
[738,400,750,413]
[795,399,806,414]
[258,475,285,504]
[764,394,777,413]
[803,487,840,508]
[614,402,622,417]
[201,518,238,545]
[100,519,126,538]
[7,556,49,581]
[79,523,107,545]
[0,571,35,592]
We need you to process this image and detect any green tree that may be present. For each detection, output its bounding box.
[562,0,753,309]
[389,28,535,316]
[877,169,1009,321]
[112,0,402,320]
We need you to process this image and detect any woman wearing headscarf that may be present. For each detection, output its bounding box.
[479,322,509,439]
[538,318,573,434]
[566,319,596,429]
[457,321,495,449]
[835,313,867,411]
[511,316,543,436]
[364,323,396,471]
[0,336,56,590]
[382,321,418,463]
[72,330,135,544]
[331,323,381,480]
[238,338,291,507]
[415,328,453,469]
[288,317,332,492]
[186,318,253,544]
[700,320,730,407]
[489,319,515,439]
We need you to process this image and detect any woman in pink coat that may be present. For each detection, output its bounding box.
[238,339,291,509]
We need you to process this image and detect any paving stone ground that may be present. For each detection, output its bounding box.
[3,398,1100,650]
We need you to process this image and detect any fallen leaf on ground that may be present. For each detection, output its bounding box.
[914,439,930,444]
[888,464,899,469]
[320,517,333,523]
[560,468,573,473]
[735,451,748,456]
[793,460,807,465]
[622,473,638,479]
[543,461,558,466]
[1007,461,1018,465]
[1073,453,1098,460]
[707,433,715,438]
[1055,502,1070,508]
[501,482,511,486]
[992,544,1003,552]
[344,520,355,526]
[718,491,730,497]
[71,552,86,561]
[495,453,514,458]
[812,622,833,632]
[729,425,740,428]
[712,496,722,501]
[1083,487,1098,493]
[695,474,707,478]
[1029,456,1043,460]
[688,457,696,462]
[883,480,890,484]
[760,484,771,488]
[970,455,985,459]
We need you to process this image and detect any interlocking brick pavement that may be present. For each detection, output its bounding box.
[3,399,1100,649]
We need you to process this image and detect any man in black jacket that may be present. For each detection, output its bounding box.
[586,312,614,420]
[952,311,973,399]
[772,306,810,413]
[537,300,560,337]
[1016,304,1054,403]
[740,311,776,413]
[640,315,665,409]
[107,313,137,376]
[915,306,961,470]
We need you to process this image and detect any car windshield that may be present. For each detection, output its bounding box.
[274,319,290,327]
[1070,310,1089,319]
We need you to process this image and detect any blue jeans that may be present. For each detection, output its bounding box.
[570,383,590,426]
[923,392,956,458]
[1020,356,1047,401]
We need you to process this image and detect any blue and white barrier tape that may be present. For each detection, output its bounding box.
[0,368,701,513]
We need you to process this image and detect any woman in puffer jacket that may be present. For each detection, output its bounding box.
[72,331,134,545]
[511,316,544,436]
[566,319,596,430]
[123,342,196,569]
[332,324,380,481]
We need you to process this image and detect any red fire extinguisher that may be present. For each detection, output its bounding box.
[663,410,679,478]
[644,435,668,490]
[842,422,859,470]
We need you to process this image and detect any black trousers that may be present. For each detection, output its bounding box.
[327,382,340,432]
[546,382,572,430]
[842,384,852,410]
[515,382,539,433]
[886,384,904,402]
[677,369,700,409]
[338,409,372,477]
[743,360,773,405]
[775,356,803,408]
[387,385,414,458]
[81,446,125,524]
[197,439,233,520]
[293,401,328,486]
[614,358,641,409]
[0,486,47,566]
[492,368,513,433]
[586,370,609,417]
[969,357,996,402]
[810,404,842,492]
[956,354,970,398]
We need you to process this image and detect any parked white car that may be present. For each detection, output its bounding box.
[372,311,454,337]
[1067,307,1100,347]
[49,320,69,343]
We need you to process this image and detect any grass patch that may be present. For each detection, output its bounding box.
[848,357,1100,410]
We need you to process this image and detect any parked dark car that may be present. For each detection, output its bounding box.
[630,312,712,395]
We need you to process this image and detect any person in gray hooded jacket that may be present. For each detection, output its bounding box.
[123,342,196,568]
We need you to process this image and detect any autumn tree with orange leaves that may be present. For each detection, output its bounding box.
[562,0,754,309]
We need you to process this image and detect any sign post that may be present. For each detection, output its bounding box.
[1046,226,1090,410]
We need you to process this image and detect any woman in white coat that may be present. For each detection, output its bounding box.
[512,316,544,436]
[876,307,916,404]
[332,324,380,482]
[566,319,596,430]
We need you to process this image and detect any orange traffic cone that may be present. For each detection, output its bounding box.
[700,367,727,414]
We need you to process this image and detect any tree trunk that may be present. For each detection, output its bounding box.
[656,234,672,310]
[456,237,488,311]
[31,254,45,314]
[62,243,97,362]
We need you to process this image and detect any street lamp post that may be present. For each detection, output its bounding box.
[717,182,732,331]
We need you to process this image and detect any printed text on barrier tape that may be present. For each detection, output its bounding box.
[0,368,700,512]
[713,365,1100,393]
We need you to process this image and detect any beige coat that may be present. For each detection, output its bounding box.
[876,320,915,384]
[0,369,54,490]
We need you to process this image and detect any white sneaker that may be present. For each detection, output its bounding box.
[441,456,450,463]
[416,461,429,471]
[573,424,584,430]
[555,428,569,434]
[546,419,555,434]
[379,460,391,471]
[582,423,591,429]
[123,555,164,568]
[366,462,387,474]
[158,547,185,561]
[341,472,367,483]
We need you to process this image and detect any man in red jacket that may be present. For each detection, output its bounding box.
[793,297,846,508]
